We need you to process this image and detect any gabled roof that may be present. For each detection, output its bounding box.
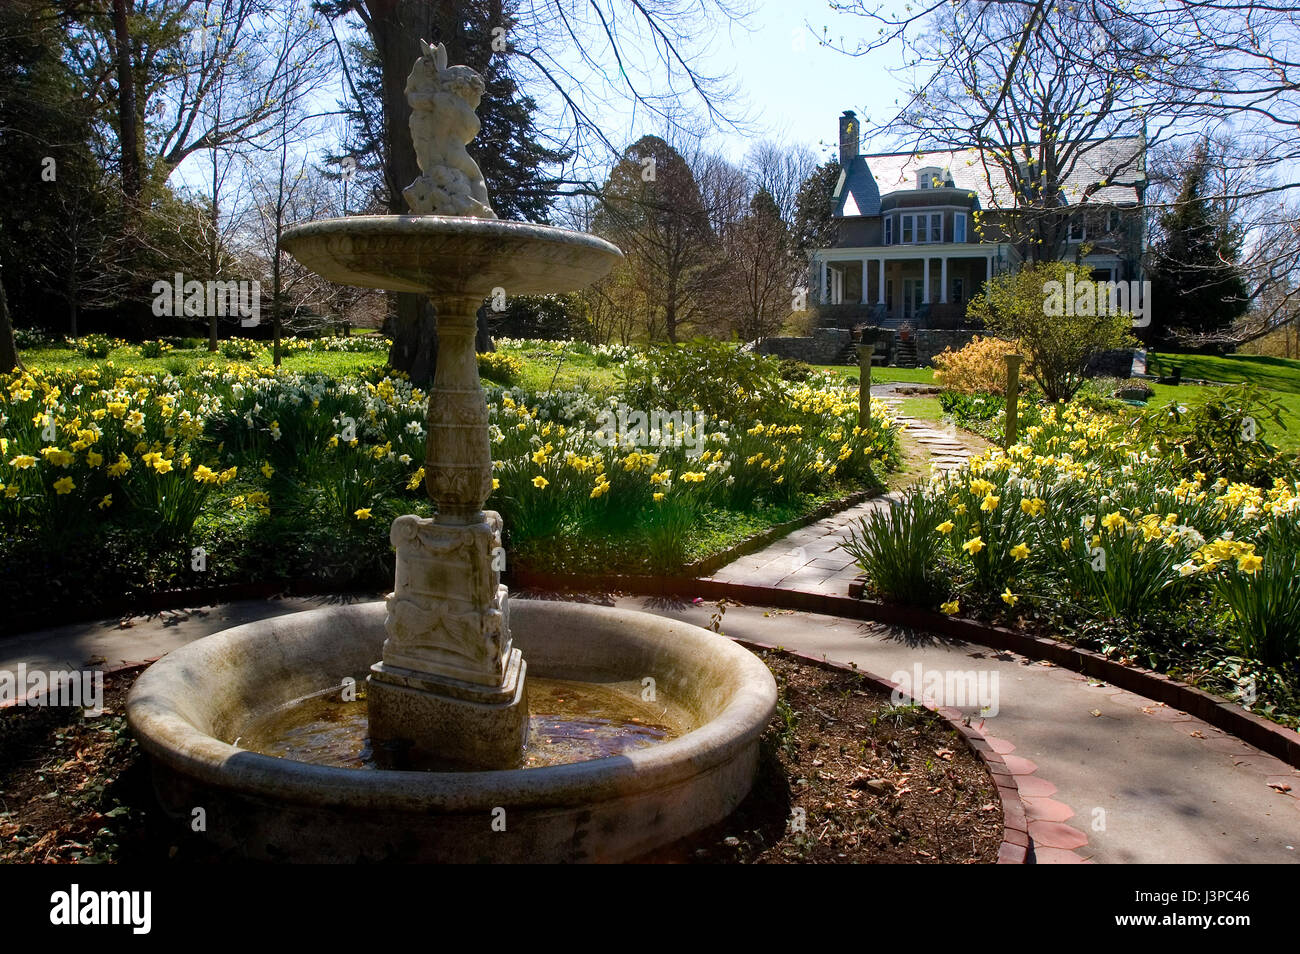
[836,136,1145,217]
[832,155,882,218]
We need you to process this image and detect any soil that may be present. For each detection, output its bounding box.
[0,654,1003,864]
[648,651,1003,863]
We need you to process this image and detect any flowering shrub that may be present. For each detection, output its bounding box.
[932,335,1022,395]
[477,351,524,385]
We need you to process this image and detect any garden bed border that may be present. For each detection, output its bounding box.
[509,569,1300,771]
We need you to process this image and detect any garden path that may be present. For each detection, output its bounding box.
[695,391,1300,864]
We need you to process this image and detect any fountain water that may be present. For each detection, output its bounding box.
[126,43,776,861]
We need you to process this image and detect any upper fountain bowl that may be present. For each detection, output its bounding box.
[280,215,623,297]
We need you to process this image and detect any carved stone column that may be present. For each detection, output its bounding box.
[368,293,528,771]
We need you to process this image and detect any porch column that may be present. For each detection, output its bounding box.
[877,259,885,305]
[861,257,870,305]
[820,258,829,304]
[922,257,931,304]
[940,256,948,303]
[985,254,992,283]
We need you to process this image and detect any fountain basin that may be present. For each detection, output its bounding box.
[280,215,623,296]
[126,599,777,863]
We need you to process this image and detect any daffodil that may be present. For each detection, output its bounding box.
[53,476,75,495]
[1010,542,1031,561]
[354,508,372,520]
[962,536,985,555]
[1001,588,1017,606]
[936,520,954,534]
[532,476,549,489]
[940,600,959,615]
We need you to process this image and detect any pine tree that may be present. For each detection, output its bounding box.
[792,158,841,253]
[1148,142,1250,348]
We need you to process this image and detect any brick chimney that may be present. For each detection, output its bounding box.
[839,110,859,165]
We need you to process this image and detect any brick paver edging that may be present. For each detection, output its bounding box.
[727,636,1029,864]
[510,569,1300,770]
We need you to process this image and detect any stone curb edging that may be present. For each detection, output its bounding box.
[508,569,1300,771]
[0,492,879,639]
[0,577,386,638]
[725,635,1028,864]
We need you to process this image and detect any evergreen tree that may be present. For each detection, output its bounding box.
[1148,142,1250,347]
[792,157,841,253]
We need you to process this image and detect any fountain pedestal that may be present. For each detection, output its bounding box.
[367,296,527,770]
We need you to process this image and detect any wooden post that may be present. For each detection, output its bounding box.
[858,343,873,429]
[1004,353,1023,448]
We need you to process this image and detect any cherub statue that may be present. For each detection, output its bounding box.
[403,40,496,218]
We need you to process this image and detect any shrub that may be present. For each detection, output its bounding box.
[138,340,174,359]
[75,334,115,359]
[778,358,813,382]
[619,338,786,424]
[220,339,263,360]
[840,489,950,606]
[478,351,523,384]
[1136,384,1298,485]
[933,335,1021,394]
[966,261,1135,402]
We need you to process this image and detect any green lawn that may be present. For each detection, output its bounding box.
[812,364,937,386]
[1147,352,1300,393]
[20,344,387,378]
[1145,352,1300,454]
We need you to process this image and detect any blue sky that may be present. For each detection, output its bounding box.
[535,0,917,165]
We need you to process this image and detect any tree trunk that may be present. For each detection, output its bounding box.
[0,270,22,374]
[369,0,459,387]
[111,0,140,211]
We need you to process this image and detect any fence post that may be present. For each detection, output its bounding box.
[1004,353,1024,448]
[858,343,873,430]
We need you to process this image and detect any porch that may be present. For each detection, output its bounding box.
[810,244,1021,329]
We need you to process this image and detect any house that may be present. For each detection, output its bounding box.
[810,110,1147,334]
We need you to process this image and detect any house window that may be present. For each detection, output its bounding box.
[954,213,967,243]
[884,217,892,245]
[917,215,928,243]
[931,213,942,243]
[1106,209,1119,233]
[901,216,913,244]
[886,279,894,309]
[1069,214,1086,242]
[952,278,965,305]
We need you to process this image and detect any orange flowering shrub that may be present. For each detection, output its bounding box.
[932,335,1024,395]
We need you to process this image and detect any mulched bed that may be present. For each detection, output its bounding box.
[651,651,1003,863]
[0,654,1002,864]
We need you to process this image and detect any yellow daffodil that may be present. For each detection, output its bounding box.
[354,508,372,520]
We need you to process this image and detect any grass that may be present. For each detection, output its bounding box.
[21,344,386,378]
[1145,352,1300,453]
[494,341,622,394]
[1148,351,1300,393]
[812,364,937,386]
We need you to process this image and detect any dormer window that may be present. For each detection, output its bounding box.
[916,166,943,190]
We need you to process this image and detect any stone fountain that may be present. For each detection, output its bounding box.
[126,43,776,862]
